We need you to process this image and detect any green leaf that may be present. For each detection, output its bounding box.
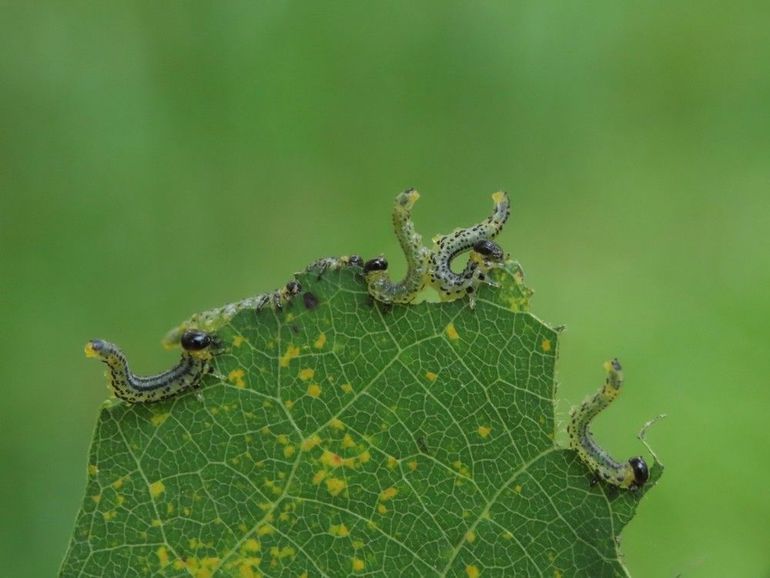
[61,263,660,578]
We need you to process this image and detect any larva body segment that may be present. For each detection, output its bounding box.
[162,256,363,348]
[567,359,649,490]
[428,191,510,307]
[363,189,431,304]
[85,330,217,403]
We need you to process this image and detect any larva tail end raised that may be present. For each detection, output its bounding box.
[491,190,508,205]
[396,188,420,209]
[603,358,624,388]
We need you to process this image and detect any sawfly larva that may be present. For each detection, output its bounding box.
[363,189,431,304]
[567,358,650,490]
[85,330,217,403]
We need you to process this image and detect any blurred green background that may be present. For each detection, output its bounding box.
[1,2,768,577]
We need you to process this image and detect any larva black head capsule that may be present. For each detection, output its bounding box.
[473,239,505,261]
[363,257,388,274]
[629,456,649,487]
[285,280,302,295]
[180,330,212,352]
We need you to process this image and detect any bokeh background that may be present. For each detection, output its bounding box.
[1,2,769,577]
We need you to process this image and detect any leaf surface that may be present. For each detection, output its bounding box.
[61,263,659,578]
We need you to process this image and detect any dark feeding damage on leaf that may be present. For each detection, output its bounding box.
[62,262,660,578]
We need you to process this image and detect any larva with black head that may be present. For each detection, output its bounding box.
[567,359,650,490]
[363,189,431,304]
[85,330,218,403]
[428,191,510,308]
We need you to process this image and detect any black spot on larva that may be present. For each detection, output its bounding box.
[363,257,388,273]
[303,291,319,310]
[181,330,212,352]
[629,456,649,487]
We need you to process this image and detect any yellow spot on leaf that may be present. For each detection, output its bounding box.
[325,477,347,496]
[151,412,169,427]
[238,558,261,578]
[299,368,315,381]
[280,345,300,367]
[228,368,246,388]
[276,434,289,445]
[302,435,321,452]
[377,504,388,514]
[466,530,477,543]
[270,545,295,559]
[112,477,125,490]
[387,456,398,470]
[359,450,371,464]
[149,481,165,498]
[466,564,480,578]
[477,425,491,438]
[157,546,169,568]
[514,484,523,494]
[87,464,98,476]
[342,433,356,449]
[541,338,552,352]
[352,558,365,572]
[257,524,273,536]
[312,470,327,485]
[408,460,418,471]
[380,487,398,501]
[314,333,327,349]
[102,510,117,521]
[425,371,438,382]
[445,323,460,341]
[321,450,355,469]
[330,418,345,430]
[285,399,294,409]
[329,523,350,537]
[90,494,101,504]
[307,383,321,398]
[554,571,563,578]
[232,335,245,348]
[340,382,353,394]
[283,445,296,458]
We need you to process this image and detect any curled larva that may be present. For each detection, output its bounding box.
[567,359,650,490]
[428,191,510,307]
[85,330,218,403]
[363,189,431,304]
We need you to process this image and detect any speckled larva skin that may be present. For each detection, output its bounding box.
[567,359,649,490]
[364,189,431,304]
[162,257,363,348]
[85,339,214,403]
[428,191,510,306]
